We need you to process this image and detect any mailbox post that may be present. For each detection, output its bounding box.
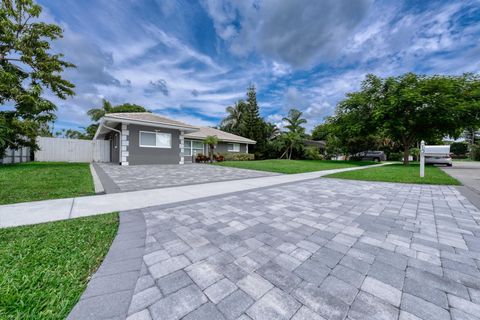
[420,140,425,178]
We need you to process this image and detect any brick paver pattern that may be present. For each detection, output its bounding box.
[98,163,279,192]
[126,178,480,320]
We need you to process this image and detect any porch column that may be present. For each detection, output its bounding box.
[121,123,129,166]
[179,130,185,164]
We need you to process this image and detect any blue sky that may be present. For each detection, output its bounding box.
[37,0,480,132]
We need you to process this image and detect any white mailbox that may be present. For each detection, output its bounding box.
[419,141,451,177]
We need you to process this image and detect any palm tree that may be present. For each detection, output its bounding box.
[87,99,113,122]
[278,108,307,159]
[283,108,307,135]
[203,135,219,161]
[265,123,281,140]
[220,100,247,134]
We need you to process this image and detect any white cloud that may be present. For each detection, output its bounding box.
[202,0,373,68]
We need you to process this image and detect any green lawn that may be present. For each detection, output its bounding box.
[0,213,119,320]
[0,162,94,205]
[213,159,375,174]
[325,163,461,185]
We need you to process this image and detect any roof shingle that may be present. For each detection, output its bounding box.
[185,126,256,144]
[104,112,198,129]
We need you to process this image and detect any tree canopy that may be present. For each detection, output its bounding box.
[325,73,480,164]
[0,0,75,155]
[219,85,273,158]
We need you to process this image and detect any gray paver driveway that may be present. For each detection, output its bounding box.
[96,163,279,192]
[125,178,480,320]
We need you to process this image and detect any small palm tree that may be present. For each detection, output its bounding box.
[203,135,219,161]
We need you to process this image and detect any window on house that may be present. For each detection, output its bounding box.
[183,139,204,156]
[139,131,172,148]
[228,143,240,152]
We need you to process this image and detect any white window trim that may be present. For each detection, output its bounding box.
[228,143,240,152]
[139,131,172,149]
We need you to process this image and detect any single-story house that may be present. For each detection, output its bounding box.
[93,112,256,165]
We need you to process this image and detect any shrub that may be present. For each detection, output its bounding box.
[303,146,323,160]
[195,153,210,163]
[213,154,224,162]
[450,142,468,156]
[388,152,402,161]
[471,144,480,161]
[222,153,255,161]
[410,148,420,161]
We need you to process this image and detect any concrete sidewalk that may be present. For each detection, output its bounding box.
[0,163,389,228]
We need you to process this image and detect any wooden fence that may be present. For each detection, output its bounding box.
[0,147,31,164]
[34,137,110,163]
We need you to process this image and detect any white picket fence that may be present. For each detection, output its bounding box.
[35,137,110,163]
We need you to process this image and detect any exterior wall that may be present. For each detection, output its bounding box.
[107,124,121,164]
[214,142,248,154]
[127,124,181,165]
[121,123,129,165]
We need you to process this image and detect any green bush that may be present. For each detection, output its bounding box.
[303,147,323,160]
[450,142,469,156]
[388,152,402,161]
[409,148,420,161]
[471,144,480,161]
[221,153,255,161]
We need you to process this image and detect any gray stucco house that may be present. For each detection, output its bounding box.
[93,112,256,165]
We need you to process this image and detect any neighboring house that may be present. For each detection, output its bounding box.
[93,112,255,165]
[304,139,326,153]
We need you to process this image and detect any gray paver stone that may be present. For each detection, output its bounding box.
[348,291,398,320]
[149,284,207,320]
[183,303,226,320]
[156,270,192,295]
[246,288,301,320]
[217,290,254,320]
[401,293,450,320]
[204,278,237,304]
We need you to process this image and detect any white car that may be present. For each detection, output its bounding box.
[425,155,452,166]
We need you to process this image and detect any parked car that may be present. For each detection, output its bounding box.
[424,145,452,166]
[425,155,453,166]
[352,151,386,162]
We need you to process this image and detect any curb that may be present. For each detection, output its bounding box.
[89,163,105,194]
[67,210,146,320]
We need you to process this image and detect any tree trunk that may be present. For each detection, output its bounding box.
[403,144,410,165]
[288,143,294,160]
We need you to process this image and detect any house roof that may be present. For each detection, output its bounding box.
[304,139,326,148]
[185,126,256,144]
[103,112,198,130]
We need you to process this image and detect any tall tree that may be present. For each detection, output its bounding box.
[334,73,478,165]
[283,108,307,135]
[219,100,247,134]
[241,85,263,140]
[84,100,150,139]
[87,100,149,122]
[86,99,113,122]
[0,0,75,155]
[278,108,307,159]
[242,85,271,157]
